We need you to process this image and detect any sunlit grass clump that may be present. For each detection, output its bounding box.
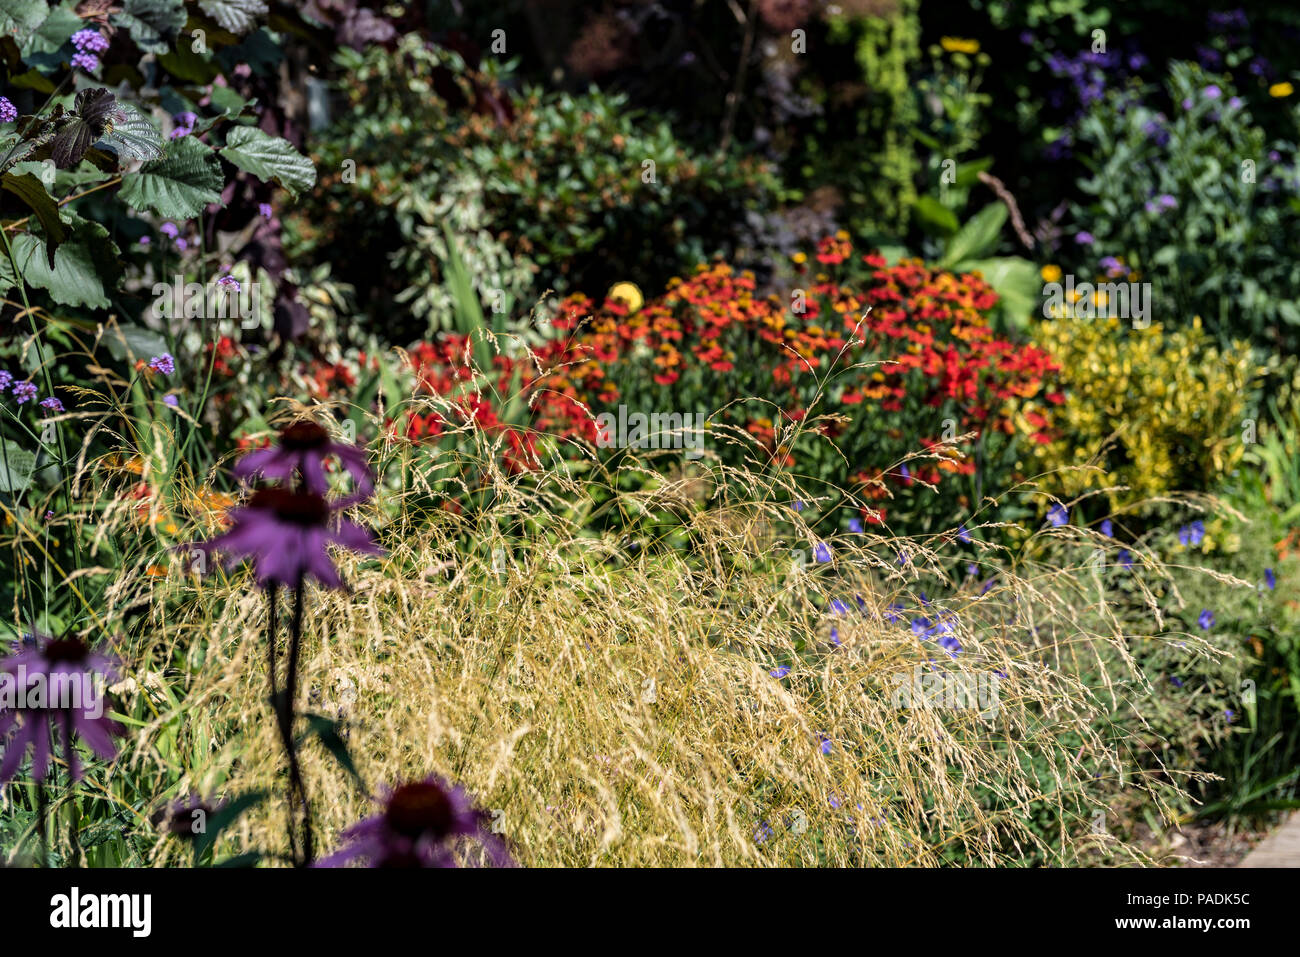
[101,418,1228,867]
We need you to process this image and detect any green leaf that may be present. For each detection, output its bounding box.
[912,195,959,237]
[112,0,185,55]
[939,203,1008,268]
[962,257,1042,332]
[298,714,364,789]
[3,220,119,308]
[96,104,165,163]
[1,171,64,266]
[119,135,223,218]
[193,790,267,860]
[0,0,47,39]
[0,439,37,492]
[198,0,267,35]
[219,126,315,196]
[103,323,170,363]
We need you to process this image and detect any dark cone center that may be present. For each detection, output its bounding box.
[385,782,455,840]
[248,487,330,526]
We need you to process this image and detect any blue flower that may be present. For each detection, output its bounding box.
[1169,675,1184,688]
[1100,519,1113,537]
[814,542,832,563]
[1189,520,1205,545]
[1264,568,1276,590]
[1198,609,1215,630]
[829,598,849,615]
[848,517,863,533]
[937,634,962,658]
[911,617,933,638]
[1047,504,1069,527]
[791,501,804,512]
[957,525,971,543]
[769,666,790,678]
[819,736,832,755]
[885,603,905,624]
[830,627,841,646]
[1224,709,1235,723]
[1118,549,1133,569]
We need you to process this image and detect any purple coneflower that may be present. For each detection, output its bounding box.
[235,421,374,501]
[194,487,382,590]
[318,776,512,868]
[0,635,122,783]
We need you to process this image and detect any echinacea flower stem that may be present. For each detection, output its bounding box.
[283,577,313,865]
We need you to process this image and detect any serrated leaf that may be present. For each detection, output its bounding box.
[219,125,314,196]
[0,0,48,39]
[0,439,37,492]
[111,0,184,54]
[4,221,118,308]
[198,0,265,35]
[102,322,169,363]
[95,104,164,163]
[119,135,223,218]
[1,171,64,266]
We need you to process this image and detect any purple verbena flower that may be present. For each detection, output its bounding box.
[159,222,179,239]
[0,370,12,392]
[11,381,37,404]
[317,776,513,868]
[70,52,100,72]
[71,29,109,53]
[1074,232,1094,246]
[149,354,175,376]
[39,397,63,414]
[259,203,273,220]
[0,98,16,124]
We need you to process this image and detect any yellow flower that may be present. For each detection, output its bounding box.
[792,252,808,264]
[1269,82,1294,98]
[1092,291,1108,308]
[607,281,643,312]
[1040,264,1062,283]
[940,36,980,54]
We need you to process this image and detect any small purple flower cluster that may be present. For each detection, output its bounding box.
[0,96,16,123]
[70,29,108,73]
